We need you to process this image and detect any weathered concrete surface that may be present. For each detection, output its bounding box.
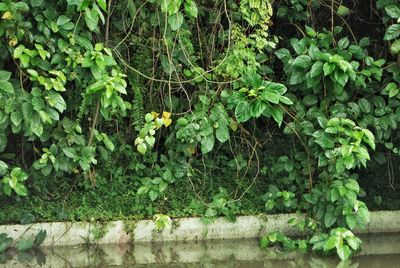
[0,211,399,247]
[356,210,400,234]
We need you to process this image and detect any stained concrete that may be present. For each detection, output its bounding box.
[0,211,399,247]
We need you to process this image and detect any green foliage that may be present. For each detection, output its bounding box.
[1,0,400,261]
[154,214,172,231]
[310,228,362,261]
[260,231,307,251]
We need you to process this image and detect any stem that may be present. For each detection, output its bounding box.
[88,0,112,147]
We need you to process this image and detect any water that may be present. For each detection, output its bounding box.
[1,233,400,267]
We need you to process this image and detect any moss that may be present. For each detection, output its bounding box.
[91,221,112,242]
[122,215,143,241]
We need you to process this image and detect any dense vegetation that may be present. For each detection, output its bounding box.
[1,0,400,260]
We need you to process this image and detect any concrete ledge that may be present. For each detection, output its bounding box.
[0,211,399,246]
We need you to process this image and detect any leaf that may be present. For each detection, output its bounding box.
[323,62,335,76]
[63,147,77,158]
[270,106,284,127]
[337,5,350,16]
[346,236,361,250]
[97,0,107,12]
[338,37,350,49]
[20,212,36,225]
[145,136,155,147]
[56,15,70,26]
[0,236,13,253]
[184,0,198,18]
[337,244,351,261]
[216,125,229,143]
[14,183,28,196]
[310,61,323,78]
[324,211,336,227]
[391,39,400,54]
[275,48,291,62]
[168,12,184,31]
[265,199,275,211]
[75,36,94,51]
[0,160,7,175]
[302,94,318,106]
[260,236,270,249]
[385,82,398,97]
[323,236,338,251]
[384,24,400,41]
[11,112,23,126]
[345,214,357,230]
[137,143,147,154]
[385,5,400,19]
[0,81,14,94]
[334,70,349,86]
[357,207,370,224]
[30,0,44,7]
[46,91,66,113]
[15,2,29,12]
[149,190,158,201]
[292,55,312,68]
[235,101,251,123]
[362,129,375,150]
[261,90,280,104]
[251,101,267,118]
[34,230,47,247]
[17,238,34,251]
[84,7,99,31]
[0,70,11,80]
[201,135,214,154]
[358,99,371,113]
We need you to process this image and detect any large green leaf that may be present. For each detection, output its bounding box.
[216,125,229,143]
[201,135,215,154]
[384,24,400,41]
[391,39,400,54]
[0,70,11,80]
[269,106,284,127]
[345,214,357,230]
[46,91,66,112]
[292,55,312,68]
[235,101,251,123]
[0,80,14,94]
[184,0,198,17]
[168,12,184,31]
[385,5,400,19]
[84,7,99,31]
[310,61,323,78]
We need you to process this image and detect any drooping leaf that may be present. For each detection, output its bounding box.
[184,0,198,17]
[168,12,184,31]
[200,135,214,154]
[235,101,251,123]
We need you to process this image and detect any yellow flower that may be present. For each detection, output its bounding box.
[2,11,13,20]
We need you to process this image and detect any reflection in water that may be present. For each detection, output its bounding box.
[1,233,400,267]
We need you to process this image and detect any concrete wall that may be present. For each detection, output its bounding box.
[0,211,399,247]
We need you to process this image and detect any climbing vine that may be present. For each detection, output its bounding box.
[1,0,400,261]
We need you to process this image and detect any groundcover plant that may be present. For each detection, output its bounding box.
[1,0,400,260]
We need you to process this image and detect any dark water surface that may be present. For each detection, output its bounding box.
[1,233,400,267]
